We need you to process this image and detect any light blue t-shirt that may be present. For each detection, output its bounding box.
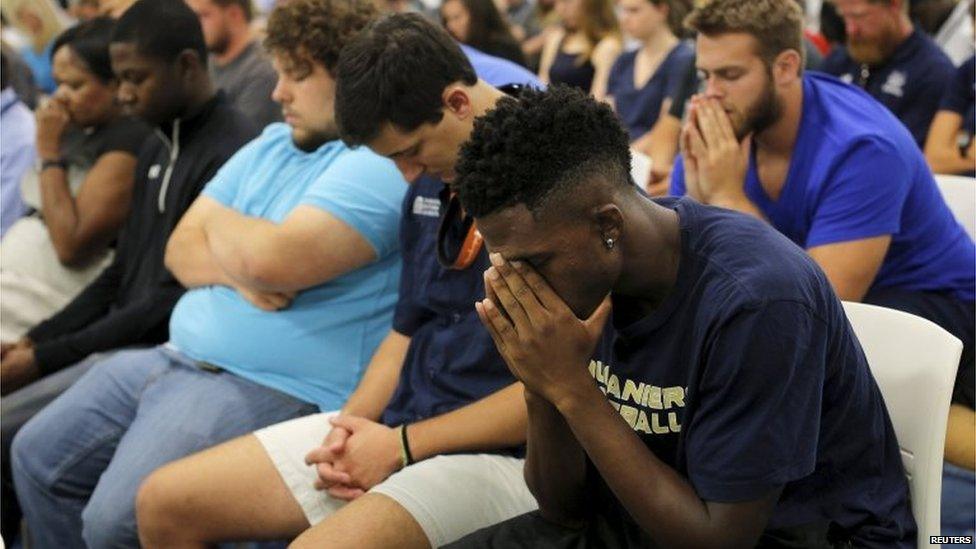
[169,123,407,410]
[671,72,976,302]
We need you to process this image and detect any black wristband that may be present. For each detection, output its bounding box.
[40,158,68,172]
[400,423,415,466]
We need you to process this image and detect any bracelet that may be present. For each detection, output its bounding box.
[40,158,67,172]
[398,424,414,469]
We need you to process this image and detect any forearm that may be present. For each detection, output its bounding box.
[945,403,975,470]
[28,258,123,342]
[165,225,237,289]
[340,331,411,421]
[33,284,182,375]
[557,383,762,549]
[38,167,86,265]
[523,389,589,526]
[643,117,681,173]
[926,147,975,175]
[204,209,287,291]
[408,382,527,461]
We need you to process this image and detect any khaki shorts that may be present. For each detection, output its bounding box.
[254,412,538,547]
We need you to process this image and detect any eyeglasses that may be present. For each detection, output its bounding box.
[436,189,484,270]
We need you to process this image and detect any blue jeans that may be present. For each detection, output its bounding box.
[942,462,976,544]
[2,352,106,542]
[10,346,318,549]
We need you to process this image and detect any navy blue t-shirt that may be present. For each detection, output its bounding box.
[588,197,915,547]
[672,72,976,303]
[821,30,954,146]
[607,41,695,140]
[381,177,517,431]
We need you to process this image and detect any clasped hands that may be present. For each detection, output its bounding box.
[680,95,752,207]
[304,414,401,501]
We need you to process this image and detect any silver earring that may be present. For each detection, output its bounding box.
[605,237,615,250]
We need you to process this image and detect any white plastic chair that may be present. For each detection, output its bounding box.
[843,301,963,547]
[933,174,976,240]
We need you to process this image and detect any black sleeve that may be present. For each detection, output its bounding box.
[27,248,125,345]
[31,279,182,375]
[97,117,154,157]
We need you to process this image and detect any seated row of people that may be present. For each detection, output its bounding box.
[1,0,972,547]
[1,1,261,540]
[134,1,968,546]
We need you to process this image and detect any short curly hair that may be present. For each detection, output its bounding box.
[685,0,804,69]
[455,85,632,220]
[264,0,378,76]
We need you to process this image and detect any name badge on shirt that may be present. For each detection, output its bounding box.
[413,196,440,218]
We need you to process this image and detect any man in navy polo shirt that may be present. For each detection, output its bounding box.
[134,13,543,549]
[822,0,954,146]
[670,0,975,447]
[448,84,914,548]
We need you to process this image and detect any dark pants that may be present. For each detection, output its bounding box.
[863,287,975,408]
[445,510,851,549]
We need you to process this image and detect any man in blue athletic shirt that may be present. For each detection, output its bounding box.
[447,84,915,548]
[134,12,544,549]
[822,0,954,146]
[669,0,975,455]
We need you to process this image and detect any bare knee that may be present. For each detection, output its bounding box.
[136,463,195,547]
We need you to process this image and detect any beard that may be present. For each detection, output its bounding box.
[846,22,902,65]
[734,69,783,139]
[291,125,340,152]
[208,30,230,56]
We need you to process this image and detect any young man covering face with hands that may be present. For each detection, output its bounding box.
[448,84,916,549]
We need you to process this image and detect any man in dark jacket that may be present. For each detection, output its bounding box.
[0,1,256,544]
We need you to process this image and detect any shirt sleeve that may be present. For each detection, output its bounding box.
[684,300,828,502]
[30,278,181,374]
[804,137,910,248]
[28,247,123,347]
[899,59,955,146]
[669,155,687,196]
[200,131,265,207]
[298,148,407,259]
[98,118,152,156]
[939,56,975,115]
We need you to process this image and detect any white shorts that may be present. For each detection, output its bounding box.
[254,412,538,547]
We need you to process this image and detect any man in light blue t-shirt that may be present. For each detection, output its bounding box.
[670,4,975,522]
[7,3,406,546]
